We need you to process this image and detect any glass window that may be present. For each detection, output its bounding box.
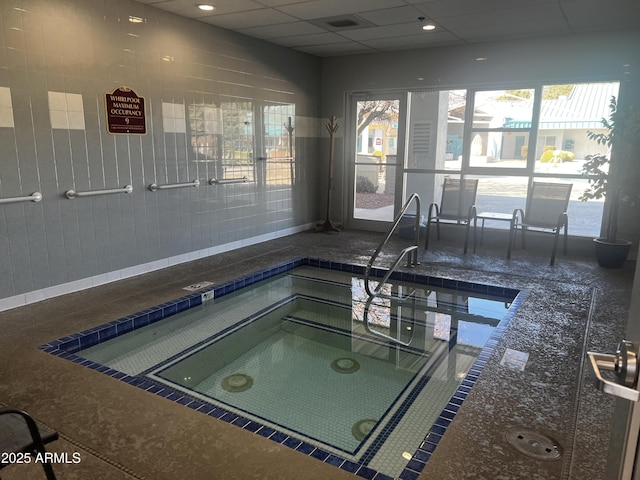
[469,175,528,220]
[406,90,466,171]
[396,82,618,238]
[469,89,535,169]
[534,82,619,176]
[468,132,530,168]
[264,103,295,185]
[472,89,534,128]
[354,98,400,221]
[221,101,254,181]
[533,177,604,238]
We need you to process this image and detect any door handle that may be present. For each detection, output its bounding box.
[588,341,640,402]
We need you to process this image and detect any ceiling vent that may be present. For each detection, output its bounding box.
[328,19,358,28]
[309,14,375,32]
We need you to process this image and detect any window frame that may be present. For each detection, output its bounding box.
[399,81,620,237]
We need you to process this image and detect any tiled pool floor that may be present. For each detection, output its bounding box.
[0,230,634,480]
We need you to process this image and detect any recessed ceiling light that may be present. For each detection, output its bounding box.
[128,15,144,24]
[475,57,488,61]
[418,16,436,31]
[197,4,215,11]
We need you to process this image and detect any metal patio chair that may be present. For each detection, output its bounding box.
[0,406,59,479]
[507,181,573,266]
[425,178,478,254]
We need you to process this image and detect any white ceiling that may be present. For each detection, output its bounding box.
[131,0,640,57]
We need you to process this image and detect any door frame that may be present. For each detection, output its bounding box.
[344,92,408,232]
[621,245,640,479]
[597,243,640,480]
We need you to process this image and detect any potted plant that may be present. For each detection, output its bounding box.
[580,96,638,268]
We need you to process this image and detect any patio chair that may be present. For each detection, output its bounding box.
[507,181,572,266]
[425,178,478,253]
[0,406,59,479]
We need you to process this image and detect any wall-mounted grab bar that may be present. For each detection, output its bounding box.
[65,185,133,199]
[149,179,200,192]
[209,177,249,185]
[0,192,42,205]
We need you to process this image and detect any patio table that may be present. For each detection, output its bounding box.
[475,211,513,246]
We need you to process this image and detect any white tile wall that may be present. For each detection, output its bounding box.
[0,87,14,128]
[162,102,187,133]
[0,222,316,312]
[0,0,323,305]
[48,92,86,130]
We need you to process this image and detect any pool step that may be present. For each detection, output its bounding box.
[281,309,428,372]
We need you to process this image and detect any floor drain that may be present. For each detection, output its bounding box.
[221,373,253,392]
[331,357,360,374]
[505,427,562,461]
[352,419,377,441]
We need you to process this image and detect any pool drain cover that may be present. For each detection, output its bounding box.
[352,419,377,441]
[331,357,360,374]
[221,373,253,392]
[183,281,214,291]
[505,427,562,461]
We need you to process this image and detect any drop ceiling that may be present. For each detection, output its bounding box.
[131,0,640,57]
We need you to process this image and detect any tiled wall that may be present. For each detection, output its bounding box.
[0,0,323,310]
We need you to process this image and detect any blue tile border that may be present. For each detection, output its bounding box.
[396,286,527,480]
[38,257,522,480]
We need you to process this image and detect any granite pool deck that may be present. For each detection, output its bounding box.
[0,228,635,480]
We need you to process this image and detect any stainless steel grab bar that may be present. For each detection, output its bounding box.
[0,192,42,205]
[209,177,249,185]
[364,193,421,298]
[149,180,200,192]
[65,185,133,199]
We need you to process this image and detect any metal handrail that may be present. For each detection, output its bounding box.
[149,180,200,192]
[0,192,42,205]
[209,177,249,185]
[364,193,421,298]
[65,185,132,199]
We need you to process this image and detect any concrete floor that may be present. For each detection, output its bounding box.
[0,228,635,480]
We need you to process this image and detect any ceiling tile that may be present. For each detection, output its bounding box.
[129,0,639,56]
[415,0,559,19]
[277,0,407,20]
[361,31,462,50]
[271,32,351,47]
[253,0,314,6]
[561,0,640,31]
[199,8,299,29]
[437,4,569,32]
[295,42,376,56]
[441,16,570,43]
[357,5,427,26]
[238,21,326,39]
[151,0,265,17]
[339,23,436,41]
